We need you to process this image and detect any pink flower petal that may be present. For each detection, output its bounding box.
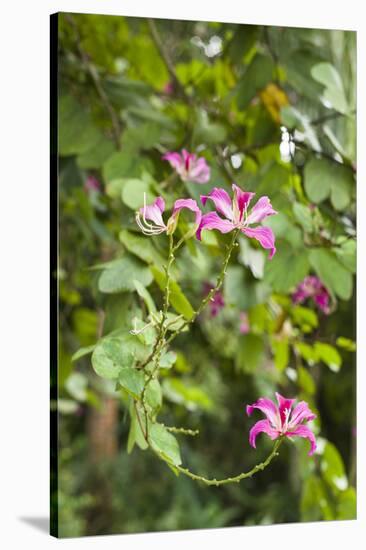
[249,419,279,449]
[275,392,295,425]
[201,187,233,220]
[246,397,280,429]
[196,212,235,240]
[286,425,317,456]
[232,184,255,219]
[172,198,202,226]
[246,196,277,225]
[189,158,210,183]
[242,226,276,259]
[140,197,166,228]
[289,401,316,427]
[162,152,182,171]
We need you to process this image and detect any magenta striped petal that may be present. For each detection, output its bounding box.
[289,401,316,427]
[286,425,317,456]
[246,397,280,429]
[246,196,277,225]
[172,198,202,226]
[249,419,279,449]
[201,187,233,220]
[196,212,235,240]
[275,392,295,424]
[232,184,255,218]
[242,226,276,259]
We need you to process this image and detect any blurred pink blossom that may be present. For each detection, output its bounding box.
[84,175,101,193]
[163,149,210,184]
[202,282,225,317]
[292,276,330,314]
[239,312,250,334]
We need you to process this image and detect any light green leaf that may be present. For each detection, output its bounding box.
[119,230,165,267]
[159,351,177,369]
[145,378,162,414]
[271,338,289,372]
[71,344,96,362]
[264,247,310,293]
[304,158,354,210]
[336,337,356,352]
[119,367,145,399]
[337,487,356,520]
[311,62,349,114]
[297,366,316,395]
[121,179,156,210]
[314,342,342,372]
[321,441,347,490]
[149,423,182,466]
[236,334,265,373]
[91,333,147,380]
[309,248,353,300]
[293,203,314,233]
[151,266,194,320]
[98,255,153,294]
[133,279,157,315]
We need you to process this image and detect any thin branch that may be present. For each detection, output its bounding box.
[147,18,190,103]
[65,14,122,148]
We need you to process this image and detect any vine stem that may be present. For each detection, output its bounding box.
[174,438,283,486]
[166,228,240,346]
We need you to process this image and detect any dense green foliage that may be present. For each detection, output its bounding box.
[55,13,356,537]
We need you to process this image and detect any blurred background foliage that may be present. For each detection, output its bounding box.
[54,12,356,537]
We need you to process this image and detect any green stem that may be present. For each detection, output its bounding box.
[174,438,283,486]
[166,228,240,346]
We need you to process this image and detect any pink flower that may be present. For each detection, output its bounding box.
[135,195,202,236]
[239,312,250,334]
[292,276,330,314]
[163,81,174,95]
[162,149,210,184]
[197,184,277,259]
[84,175,101,193]
[246,393,317,456]
[202,282,225,317]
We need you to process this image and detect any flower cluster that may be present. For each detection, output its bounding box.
[136,150,277,258]
[247,393,317,456]
[292,275,331,314]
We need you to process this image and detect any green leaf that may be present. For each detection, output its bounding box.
[77,134,115,169]
[119,367,145,399]
[295,342,318,365]
[119,230,165,267]
[311,62,349,114]
[98,255,153,294]
[321,441,348,491]
[236,334,265,373]
[309,248,353,300]
[145,378,162,414]
[336,337,356,352]
[121,179,156,210]
[159,351,177,369]
[304,158,354,210]
[91,333,147,380]
[151,266,194,320]
[297,366,316,395]
[149,423,182,466]
[239,238,265,279]
[293,203,314,233]
[102,151,152,183]
[71,344,96,362]
[264,247,310,293]
[271,338,289,372]
[133,280,157,315]
[236,53,274,110]
[291,306,318,333]
[128,401,149,452]
[314,342,342,372]
[337,487,356,520]
[301,475,335,521]
[162,378,213,411]
[58,95,101,156]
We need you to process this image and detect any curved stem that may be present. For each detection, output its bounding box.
[166,228,240,346]
[174,438,283,486]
